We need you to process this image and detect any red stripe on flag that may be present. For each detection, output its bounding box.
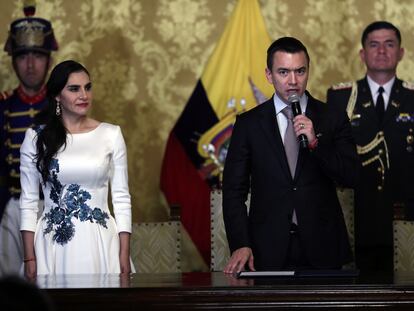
[160,132,211,265]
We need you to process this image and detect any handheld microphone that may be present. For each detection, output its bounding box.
[288,93,308,149]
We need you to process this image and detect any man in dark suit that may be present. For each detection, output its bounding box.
[326,21,414,275]
[223,37,358,273]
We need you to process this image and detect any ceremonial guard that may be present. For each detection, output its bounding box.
[0,2,58,275]
[326,21,414,275]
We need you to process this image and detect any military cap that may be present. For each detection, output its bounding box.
[4,0,58,56]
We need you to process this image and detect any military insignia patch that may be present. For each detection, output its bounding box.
[391,100,400,108]
[331,81,353,90]
[396,112,414,123]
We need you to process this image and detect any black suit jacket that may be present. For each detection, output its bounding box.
[223,92,358,270]
[327,77,414,248]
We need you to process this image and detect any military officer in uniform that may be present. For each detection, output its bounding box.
[0,4,58,275]
[326,21,414,275]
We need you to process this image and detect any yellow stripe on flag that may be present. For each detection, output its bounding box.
[201,0,273,119]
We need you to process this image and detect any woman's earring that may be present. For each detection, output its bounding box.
[56,101,61,116]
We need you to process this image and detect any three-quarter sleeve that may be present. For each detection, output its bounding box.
[19,128,40,232]
[110,126,132,233]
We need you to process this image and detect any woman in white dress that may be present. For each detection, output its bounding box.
[20,60,133,277]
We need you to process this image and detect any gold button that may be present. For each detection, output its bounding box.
[378,131,384,137]
[378,149,384,154]
[377,185,383,191]
[29,108,37,118]
[377,167,382,172]
[6,154,13,165]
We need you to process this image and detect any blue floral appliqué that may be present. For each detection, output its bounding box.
[43,158,109,245]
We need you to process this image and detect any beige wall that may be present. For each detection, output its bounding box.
[1,1,413,268]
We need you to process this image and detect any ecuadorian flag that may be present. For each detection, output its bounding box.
[160,0,273,265]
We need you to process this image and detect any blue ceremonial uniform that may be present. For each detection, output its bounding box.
[0,86,47,220]
[0,1,58,276]
[0,91,11,220]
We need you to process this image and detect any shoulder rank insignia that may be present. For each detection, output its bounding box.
[331,81,353,90]
[402,81,414,90]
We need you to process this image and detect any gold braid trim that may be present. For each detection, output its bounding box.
[347,81,389,187]
[383,137,390,169]
[357,132,383,154]
[346,82,358,120]
[379,156,386,186]
[7,109,39,118]
[361,155,386,186]
[9,187,21,194]
[357,132,390,169]
[361,154,379,166]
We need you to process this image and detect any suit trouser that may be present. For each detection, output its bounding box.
[0,198,23,276]
[283,224,311,270]
[0,198,43,277]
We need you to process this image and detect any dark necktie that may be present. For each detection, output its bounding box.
[376,86,385,124]
[281,105,299,225]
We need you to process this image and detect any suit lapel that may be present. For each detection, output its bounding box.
[383,78,402,126]
[358,78,379,124]
[258,98,292,180]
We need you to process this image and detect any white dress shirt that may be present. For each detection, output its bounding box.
[366,75,395,111]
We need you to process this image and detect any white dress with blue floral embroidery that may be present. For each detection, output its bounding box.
[20,123,133,275]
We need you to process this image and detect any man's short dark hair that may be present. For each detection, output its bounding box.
[361,21,401,47]
[266,37,310,70]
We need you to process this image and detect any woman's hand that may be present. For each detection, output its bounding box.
[119,252,131,274]
[24,258,37,280]
[22,230,37,280]
[119,231,132,274]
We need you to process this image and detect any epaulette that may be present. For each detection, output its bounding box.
[331,81,353,90]
[402,81,414,90]
[0,90,12,101]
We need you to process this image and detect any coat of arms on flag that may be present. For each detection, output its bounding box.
[160,0,273,265]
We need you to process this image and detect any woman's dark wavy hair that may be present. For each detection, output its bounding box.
[35,60,90,184]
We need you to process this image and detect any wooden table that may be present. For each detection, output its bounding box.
[39,271,414,310]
